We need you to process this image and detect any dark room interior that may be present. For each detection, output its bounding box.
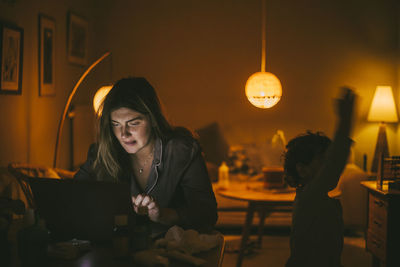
[1,0,399,266]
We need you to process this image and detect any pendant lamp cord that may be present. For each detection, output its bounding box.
[261,0,266,72]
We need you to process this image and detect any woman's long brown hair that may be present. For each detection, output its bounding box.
[94,77,174,180]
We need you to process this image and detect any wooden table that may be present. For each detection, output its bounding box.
[216,181,340,267]
[8,219,225,267]
[48,240,225,267]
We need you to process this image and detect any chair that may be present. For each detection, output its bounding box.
[7,163,76,209]
[337,163,369,231]
[217,233,226,267]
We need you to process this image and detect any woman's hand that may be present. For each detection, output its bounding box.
[131,194,179,225]
[131,194,161,222]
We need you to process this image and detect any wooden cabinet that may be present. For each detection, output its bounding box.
[361,181,400,267]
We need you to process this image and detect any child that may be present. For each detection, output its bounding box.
[284,88,355,267]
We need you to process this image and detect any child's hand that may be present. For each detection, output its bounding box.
[336,87,356,122]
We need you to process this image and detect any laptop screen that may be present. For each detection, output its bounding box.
[28,178,132,242]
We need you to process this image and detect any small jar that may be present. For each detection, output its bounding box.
[112,214,130,258]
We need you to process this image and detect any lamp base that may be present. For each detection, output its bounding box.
[371,123,389,173]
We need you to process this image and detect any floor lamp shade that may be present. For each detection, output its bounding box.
[93,85,112,115]
[367,86,399,173]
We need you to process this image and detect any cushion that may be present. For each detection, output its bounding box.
[337,163,369,230]
[8,163,61,179]
[195,122,229,166]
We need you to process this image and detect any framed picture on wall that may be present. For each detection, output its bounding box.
[0,24,23,94]
[67,12,88,65]
[39,14,56,96]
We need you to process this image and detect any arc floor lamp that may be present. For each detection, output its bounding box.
[53,51,111,169]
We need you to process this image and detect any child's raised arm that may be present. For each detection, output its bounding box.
[335,87,355,141]
[308,87,356,194]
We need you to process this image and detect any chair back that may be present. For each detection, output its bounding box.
[7,163,76,209]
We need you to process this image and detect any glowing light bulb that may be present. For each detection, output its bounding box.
[245,72,282,108]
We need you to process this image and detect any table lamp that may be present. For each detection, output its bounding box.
[367,86,399,173]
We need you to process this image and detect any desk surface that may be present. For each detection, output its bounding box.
[216,182,295,203]
[361,180,400,195]
[9,219,225,267]
[49,239,225,267]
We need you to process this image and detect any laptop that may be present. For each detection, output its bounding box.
[28,178,132,242]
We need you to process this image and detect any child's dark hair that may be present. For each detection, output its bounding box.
[283,131,331,188]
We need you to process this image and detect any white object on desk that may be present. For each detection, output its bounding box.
[218,162,230,189]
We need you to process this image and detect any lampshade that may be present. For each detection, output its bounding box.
[93,85,112,115]
[367,86,398,122]
[245,72,282,108]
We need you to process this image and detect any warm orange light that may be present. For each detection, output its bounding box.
[367,86,398,122]
[245,72,282,108]
[245,0,282,109]
[93,85,112,115]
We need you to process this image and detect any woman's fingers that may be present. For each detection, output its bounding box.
[133,205,139,213]
[147,201,156,210]
[134,194,144,207]
[132,194,157,215]
[141,195,152,206]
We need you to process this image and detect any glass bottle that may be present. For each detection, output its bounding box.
[218,161,230,189]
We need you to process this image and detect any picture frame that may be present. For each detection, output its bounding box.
[67,12,88,66]
[39,14,56,96]
[0,24,23,94]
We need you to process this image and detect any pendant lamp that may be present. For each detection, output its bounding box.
[245,0,282,109]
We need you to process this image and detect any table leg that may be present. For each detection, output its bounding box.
[257,209,267,248]
[236,202,255,267]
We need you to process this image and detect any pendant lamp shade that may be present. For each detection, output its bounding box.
[245,72,282,108]
[245,0,282,109]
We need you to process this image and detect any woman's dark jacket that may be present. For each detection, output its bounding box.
[74,136,218,236]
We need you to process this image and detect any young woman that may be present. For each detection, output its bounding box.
[75,77,217,237]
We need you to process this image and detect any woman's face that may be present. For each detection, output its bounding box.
[110,107,153,155]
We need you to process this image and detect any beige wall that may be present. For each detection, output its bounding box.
[98,0,399,170]
[0,0,103,169]
[0,0,399,171]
